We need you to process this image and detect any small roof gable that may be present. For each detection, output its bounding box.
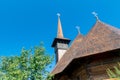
[52,20,120,75]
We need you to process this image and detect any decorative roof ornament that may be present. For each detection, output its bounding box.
[76,26,81,34]
[92,11,99,20]
[57,13,60,17]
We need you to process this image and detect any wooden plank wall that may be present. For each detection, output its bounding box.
[55,50,120,80]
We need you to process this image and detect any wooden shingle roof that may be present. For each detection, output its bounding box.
[75,20,120,58]
[51,20,120,75]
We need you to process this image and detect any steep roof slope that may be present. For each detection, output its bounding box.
[75,20,120,58]
[52,20,120,75]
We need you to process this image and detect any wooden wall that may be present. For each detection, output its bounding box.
[54,50,120,80]
[74,52,120,80]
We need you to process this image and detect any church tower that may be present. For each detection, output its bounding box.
[52,13,71,63]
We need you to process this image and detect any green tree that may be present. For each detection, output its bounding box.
[106,63,120,79]
[0,44,53,80]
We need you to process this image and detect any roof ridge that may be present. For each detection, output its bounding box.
[70,34,83,47]
[86,20,120,37]
[98,20,120,35]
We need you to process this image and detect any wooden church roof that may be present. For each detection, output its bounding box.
[51,20,120,75]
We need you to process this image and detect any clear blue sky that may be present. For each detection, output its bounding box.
[0,0,120,58]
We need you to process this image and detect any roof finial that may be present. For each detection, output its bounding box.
[92,11,99,20]
[76,26,80,34]
[57,13,60,17]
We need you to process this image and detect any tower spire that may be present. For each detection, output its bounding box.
[57,13,64,38]
[52,13,71,63]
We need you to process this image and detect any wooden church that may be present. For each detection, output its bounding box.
[51,13,120,80]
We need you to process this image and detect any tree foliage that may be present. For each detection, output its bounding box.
[107,63,120,79]
[0,44,53,80]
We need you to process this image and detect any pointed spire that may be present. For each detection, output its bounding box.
[57,13,64,38]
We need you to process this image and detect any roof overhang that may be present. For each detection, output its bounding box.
[51,38,71,47]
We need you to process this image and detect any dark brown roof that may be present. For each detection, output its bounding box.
[51,20,120,75]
